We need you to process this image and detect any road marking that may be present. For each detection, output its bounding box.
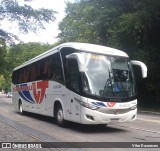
[115,124,160,134]
[137,117,160,124]
[0,107,8,112]
[16,114,25,119]
[129,126,160,134]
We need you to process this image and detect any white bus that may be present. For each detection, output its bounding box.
[12,42,147,126]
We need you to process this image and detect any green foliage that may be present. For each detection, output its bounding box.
[59,0,160,49]
[0,39,7,75]
[58,1,105,44]
[7,42,54,69]
[0,0,56,43]
[0,74,11,92]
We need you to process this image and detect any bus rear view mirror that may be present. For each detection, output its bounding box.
[131,60,147,78]
[66,53,86,72]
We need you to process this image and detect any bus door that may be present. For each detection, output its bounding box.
[66,59,81,123]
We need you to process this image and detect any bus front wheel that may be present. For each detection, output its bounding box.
[55,105,66,127]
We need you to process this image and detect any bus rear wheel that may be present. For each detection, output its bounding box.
[19,101,24,115]
[55,105,66,127]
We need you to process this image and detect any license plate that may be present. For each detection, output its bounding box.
[110,118,119,124]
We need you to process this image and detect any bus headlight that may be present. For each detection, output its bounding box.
[79,100,100,110]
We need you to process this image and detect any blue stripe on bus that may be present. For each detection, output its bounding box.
[21,90,35,103]
[91,102,106,107]
[18,83,35,103]
[18,92,35,104]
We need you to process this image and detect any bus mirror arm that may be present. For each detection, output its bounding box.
[66,53,86,72]
[131,60,147,78]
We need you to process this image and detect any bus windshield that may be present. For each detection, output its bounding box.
[82,52,136,100]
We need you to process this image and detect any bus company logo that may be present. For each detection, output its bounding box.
[107,102,116,107]
[32,81,48,104]
[114,110,118,115]
[14,81,48,104]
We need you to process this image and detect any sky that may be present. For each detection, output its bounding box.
[3,0,75,44]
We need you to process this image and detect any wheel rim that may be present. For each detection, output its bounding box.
[57,109,63,123]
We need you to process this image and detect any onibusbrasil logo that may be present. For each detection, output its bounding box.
[13,81,48,104]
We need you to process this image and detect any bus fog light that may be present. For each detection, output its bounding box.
[86,114,94,121]
[132,115,136,120]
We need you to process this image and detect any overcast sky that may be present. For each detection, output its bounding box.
[3,0,75,44]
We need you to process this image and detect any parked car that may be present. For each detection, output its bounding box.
[6,92,12,98]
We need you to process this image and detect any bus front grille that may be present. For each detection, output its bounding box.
[98,108,131,114]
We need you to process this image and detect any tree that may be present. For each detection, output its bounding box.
[59,0,160,50]
[0,0,57,89]
[58,0,104,44]
[6,42,54,72]
[0,0,56,44]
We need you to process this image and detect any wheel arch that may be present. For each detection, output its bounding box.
[18,98,22,108]
[53,99,67,127]
[18,98,24,114]
[53,99,64,117]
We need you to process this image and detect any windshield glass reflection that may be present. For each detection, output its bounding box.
[82,53,136,100]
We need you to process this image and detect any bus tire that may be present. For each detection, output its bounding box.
[19,100,24,115]
[55,105,66,127]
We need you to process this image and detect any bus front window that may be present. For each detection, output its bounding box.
[82,53,136,101]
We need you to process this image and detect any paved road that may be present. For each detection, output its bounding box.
[0,94,160,151]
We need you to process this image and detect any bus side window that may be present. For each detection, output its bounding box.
[43,59,51,79]
[30,65,36,81]
[23,67,29,83]
[66,59,80,92]
[52,63,61,80]
[19,69,23,83]
[51,53,64,84]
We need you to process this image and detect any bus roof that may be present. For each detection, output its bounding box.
[60,42,128,57]
[13,42,128,71]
